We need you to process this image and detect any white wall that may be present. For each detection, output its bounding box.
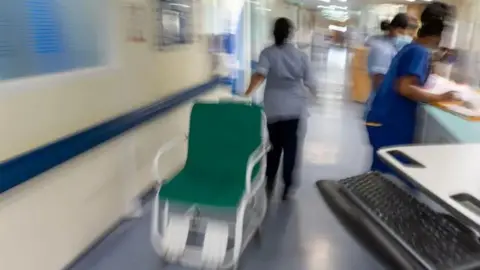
[0,0,212,161]
[270,0,298,26]
[297,8,316,44]
[0,88,230,270]
[0,0,222,269]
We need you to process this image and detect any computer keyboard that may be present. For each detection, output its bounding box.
[339,172,480,270]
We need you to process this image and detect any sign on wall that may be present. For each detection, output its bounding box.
[125,3,147,43]
[153,0,193,48]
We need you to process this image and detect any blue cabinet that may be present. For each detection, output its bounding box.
[416,106,459,144]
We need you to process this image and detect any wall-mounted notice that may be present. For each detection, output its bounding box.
[126,3,147,43]
[154,0,193,48]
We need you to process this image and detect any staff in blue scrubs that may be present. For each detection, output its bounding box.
[366,2,457,173]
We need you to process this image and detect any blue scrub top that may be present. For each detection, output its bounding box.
[366,43,431,133]
[364,37,397,118]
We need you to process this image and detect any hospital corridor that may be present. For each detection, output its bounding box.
[3,0,480,270]
[69,48,380,270]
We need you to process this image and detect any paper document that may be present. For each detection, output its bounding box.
[425,75,468,94]
[425,75,479,101]
[424,74,480,117]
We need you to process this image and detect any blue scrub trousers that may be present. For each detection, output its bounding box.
[366,124,415,174]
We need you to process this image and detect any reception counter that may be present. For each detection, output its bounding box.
[348,44,478,144]
[416,104,480,144]
[350,46,371,103]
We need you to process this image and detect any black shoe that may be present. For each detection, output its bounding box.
[282,188,292,201]
[266,190,273,201]
[266,187,273,201]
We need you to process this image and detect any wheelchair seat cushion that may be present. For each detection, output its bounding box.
[159,102,263,207]
[159,169,247,207]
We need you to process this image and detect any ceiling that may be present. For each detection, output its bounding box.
[286,0,435,10]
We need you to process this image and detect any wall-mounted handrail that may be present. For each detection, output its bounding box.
[0,77,221,194]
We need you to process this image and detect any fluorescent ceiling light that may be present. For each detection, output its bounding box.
[169,3,190,8]
[406,0,415,2]
[338,0,347,2]
[330,5,348,10]
[329,25,347,32]
[322,9,348,14]
[319,0,331,2]
[321,8,349,22]
[256,7,271,11]
[318,4,347,10]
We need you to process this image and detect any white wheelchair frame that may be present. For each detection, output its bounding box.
[150,108,269,270]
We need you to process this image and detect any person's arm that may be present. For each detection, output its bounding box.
[245,73,266,96]
[396,47,456,103]
[368,44,392,89]
[397,76,454,103]
[245,50,268,96]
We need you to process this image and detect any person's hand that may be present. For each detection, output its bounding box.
[432,50,447,62]
[439,48,458,64]
[437,91,460,102]
[231,94,253,103]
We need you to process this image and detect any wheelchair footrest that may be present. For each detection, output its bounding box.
[201,221,229,268]
[162,216,191,261]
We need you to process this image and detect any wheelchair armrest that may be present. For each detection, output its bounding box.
[151,134,188,183]
[245,143,270,192]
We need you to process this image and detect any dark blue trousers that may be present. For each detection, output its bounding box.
[366,124,416,189]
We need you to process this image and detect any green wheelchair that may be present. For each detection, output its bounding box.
[151,101,270,269]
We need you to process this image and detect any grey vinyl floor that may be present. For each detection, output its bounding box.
[69,47,385,270]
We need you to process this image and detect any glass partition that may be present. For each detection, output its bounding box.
[356,4,406,40]
[449,21,480,88]
[250,0,271,62]
[249,0,271,102]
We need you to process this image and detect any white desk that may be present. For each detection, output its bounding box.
[378,144,480,226]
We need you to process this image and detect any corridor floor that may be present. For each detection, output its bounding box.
[70,47,385,270]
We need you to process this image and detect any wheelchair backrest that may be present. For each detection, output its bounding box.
[185,102,263,180]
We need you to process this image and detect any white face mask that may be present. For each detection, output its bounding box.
[393,35,413,51]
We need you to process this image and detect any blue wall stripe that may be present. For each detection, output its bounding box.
[0,77,220,193]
